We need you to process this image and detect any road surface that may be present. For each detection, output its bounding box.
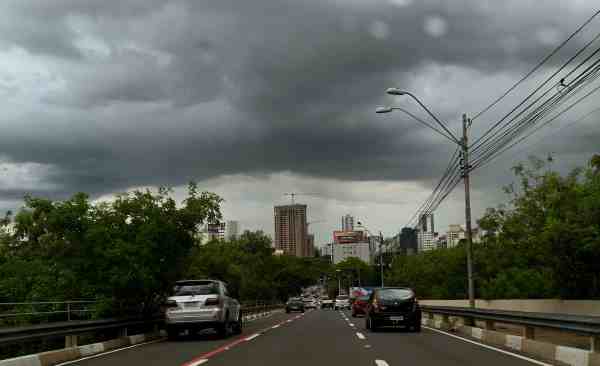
[61,308,550,366]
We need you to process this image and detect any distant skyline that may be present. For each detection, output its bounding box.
[1,1,599,247]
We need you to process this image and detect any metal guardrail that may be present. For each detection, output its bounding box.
[420,305,600,335]
[0,301,98,324]
[0,302,284,347]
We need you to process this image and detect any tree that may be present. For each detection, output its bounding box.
[1,183,223,315]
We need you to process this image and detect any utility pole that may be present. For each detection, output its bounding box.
[379,231,384,287]
[461,114,475,308]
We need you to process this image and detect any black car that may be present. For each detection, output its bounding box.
[365,287,421,332]
[285,298,305,313]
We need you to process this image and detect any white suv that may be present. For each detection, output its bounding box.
[164,280,242,339]
[334,295,350,310]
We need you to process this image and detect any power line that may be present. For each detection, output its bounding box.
[471,9,600,122]
[470,82,600,171]
[471,29,600,150]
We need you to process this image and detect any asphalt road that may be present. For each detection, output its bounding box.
[62,308,550,366]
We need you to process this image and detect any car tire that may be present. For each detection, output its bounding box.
[351,312,356,318]
[412,323,421,333]
[166,326,179,341]
[368,316,378,332]
[286,309,290,313]
[216,314,231,338]
[233,313,243,335]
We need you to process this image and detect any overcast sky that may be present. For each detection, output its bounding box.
[1,0,599,246]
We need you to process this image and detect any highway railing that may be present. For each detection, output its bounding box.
[0,301,99,326]
[420,305,600,352]
[0,301,284,349]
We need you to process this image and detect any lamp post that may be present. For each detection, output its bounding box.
[377,89,475,308]
[336,269,342,296]
[356,221,385,288]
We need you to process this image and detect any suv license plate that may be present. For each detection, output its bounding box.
[389,316,404,321]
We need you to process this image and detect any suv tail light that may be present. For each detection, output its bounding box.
[205,297,220,306]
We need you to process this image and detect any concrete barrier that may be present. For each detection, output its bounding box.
[0,331,161,366]
[426,316,598,365]
[420,299,600,316]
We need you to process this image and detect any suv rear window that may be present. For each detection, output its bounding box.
[173,282,219,296]
[377,288,414,300]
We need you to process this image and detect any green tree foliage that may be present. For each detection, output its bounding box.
[387,155,600,300]
[185,230,333,303]
[0,184,222,315]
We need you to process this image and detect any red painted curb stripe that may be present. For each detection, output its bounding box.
[180,312,306,366]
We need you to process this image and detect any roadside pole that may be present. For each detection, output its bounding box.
[461,114,475,308]
[379,231,384,287]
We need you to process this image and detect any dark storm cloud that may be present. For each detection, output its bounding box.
[0,0,598,201]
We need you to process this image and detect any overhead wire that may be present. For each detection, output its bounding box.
[471,9,600,122]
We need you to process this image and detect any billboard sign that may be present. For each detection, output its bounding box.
[333,230,366,244]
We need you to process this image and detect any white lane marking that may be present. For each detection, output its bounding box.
[188,360,209,366]
[375,360,389,366]
[271,324,280,329]
[55,339,163,365]
[245,333,260,341]
[349,323,355,327]
[356,332,366,340]
[286,319,293,323]
[424,327,552,366]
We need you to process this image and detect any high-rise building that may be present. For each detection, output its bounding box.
[418,231,437,251]
[225,220,239,240]
[332,242,371,264]
[305,234,315,257]
[274,204,308,257]
[447,224,465,248]
[341,214,354,231]
[399,227,419,255]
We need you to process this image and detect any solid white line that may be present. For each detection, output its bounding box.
[245,333,260,341]
[423,327,551,366]
[55,339,163,365]
[356,332,366,340]
[374,360,389,366]
[272,324,280,329]
[188,360,209,366]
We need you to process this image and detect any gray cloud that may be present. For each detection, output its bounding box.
[0,0,599,216]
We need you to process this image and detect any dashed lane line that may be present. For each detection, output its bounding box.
[424,326,552,366]
[187,360,208,366]
[356,332,366,340]
[374,360,389,366]
[245,333,260,341]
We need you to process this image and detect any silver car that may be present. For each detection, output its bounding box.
[164,280,242,339]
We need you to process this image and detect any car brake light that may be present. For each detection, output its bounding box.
[205,297,220,306]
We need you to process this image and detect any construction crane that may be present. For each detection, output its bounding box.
[283,192,318,204]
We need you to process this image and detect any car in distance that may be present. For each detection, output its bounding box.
[334,294,350,310]
[164,280,242,340]
[303,297,318,309]
[351,296,370,317]
[320,296,334,309]
[286,298,305,313]
[365,287,421,332]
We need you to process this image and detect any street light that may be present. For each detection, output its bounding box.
[379,88,476,309]
[357,221,385,288]
[335,269,342,296]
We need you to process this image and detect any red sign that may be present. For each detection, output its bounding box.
[333,230,366,244]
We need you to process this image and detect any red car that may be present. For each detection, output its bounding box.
[351,296,370,317]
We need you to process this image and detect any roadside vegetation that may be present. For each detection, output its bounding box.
[388,155,600,300]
